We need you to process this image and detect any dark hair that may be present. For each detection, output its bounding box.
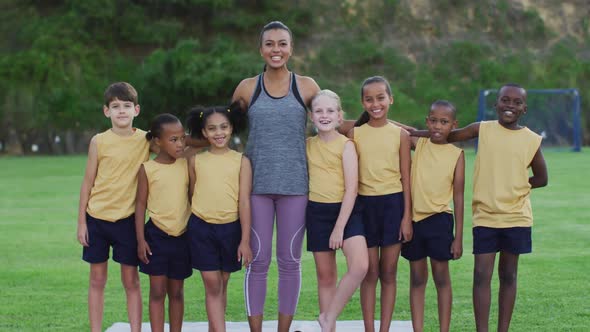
[186,100,247,140]
[104,82,138,106]
[259,21,293,48]
[498,83,527,100]
[146,113,181,141]
[355,76,393,127]
[430,100,457,119]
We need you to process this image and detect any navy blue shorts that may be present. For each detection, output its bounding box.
[306,200,365,252]
[82,213,139,266]
[401,213,454,261]
[188,214,242,273]
[358,192,404,248]
[139,220,192,280]
[473,226,532,255]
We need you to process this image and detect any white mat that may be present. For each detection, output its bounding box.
[107,320,413,331]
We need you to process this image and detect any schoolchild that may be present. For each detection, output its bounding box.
[401,100,465,332]
[306,90,369,332]
[348,76,413,332]
[412,84,548,332]
[135,113,192,332]
[185,103,253,332]
[76,82,148,332]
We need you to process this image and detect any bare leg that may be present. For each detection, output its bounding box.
[121,264,142,332]
[247,315,263,332]
[473,253,496,332]
[409,258,428,332]
[201,271,226,332]
[360,247,380,332]
[313,251,338,317]
[431,259,452,332]
[497,252,520,332]
[378,244,402,332]
[167,278,185,332]
[222,272,231,313]
[88,262,108,332]
[148,275,168,332]
[319,236,368,332]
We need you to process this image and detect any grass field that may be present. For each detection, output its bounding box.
[0,150,589,331]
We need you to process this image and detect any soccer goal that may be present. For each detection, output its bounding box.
[477,88,582,151]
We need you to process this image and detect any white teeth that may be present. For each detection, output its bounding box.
[372,109,382,113]
[504,110,514,115]
[271,56,281,61]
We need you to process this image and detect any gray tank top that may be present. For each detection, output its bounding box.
[245,73,308,195]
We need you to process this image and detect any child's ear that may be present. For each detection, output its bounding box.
[452,119,458,129]
[134,105,141,117]
[154,137,161,146]
[103,105,110,117]
[201,128,207,138]
[390,96,394,105]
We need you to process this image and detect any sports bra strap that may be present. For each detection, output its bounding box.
[249,73,306,110]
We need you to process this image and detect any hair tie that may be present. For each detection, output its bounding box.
[200,111,203,118]
[227,108,231,113]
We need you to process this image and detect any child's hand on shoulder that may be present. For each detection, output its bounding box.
[451,238,463,260]
[238,241,252,267]
[137,239,152,264]
[329,226,344,250]
[77,221,89,247]
[399,216,413,243]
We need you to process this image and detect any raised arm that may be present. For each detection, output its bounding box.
[529,148,548,188]
[77,135,98,247]
[399,129,413,243]
[238,156,253,266]
[329,141,359,250]
[451,151,465,260]
[134,165,151,264]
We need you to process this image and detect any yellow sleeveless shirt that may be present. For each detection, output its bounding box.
[306,134,350,203]
[354,123,402,196]
[143,158,190,236]
[87,129,149,222]
[411,138,462,222]
[192,150,242,224]
[472,121,542,228]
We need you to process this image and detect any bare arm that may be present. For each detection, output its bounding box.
[329,141,359,250]
[339,120,356,136]
[451,151,465,260]
[77,135,98,247]
[529,148,548,188]
[135,165,151,264]
[447,122,481,143]
[238,156,253,266]
[399,129,413,242]
[188,155,196,200]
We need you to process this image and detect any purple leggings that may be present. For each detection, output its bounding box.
[244,194,307,316]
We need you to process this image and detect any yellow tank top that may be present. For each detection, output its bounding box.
[411,138,462,222]
[307,134,350,203]
[354,123,402,196]
[472,121,542,228]
[87,129,150,222]
[192,150,242,224]
[143,158,190,236]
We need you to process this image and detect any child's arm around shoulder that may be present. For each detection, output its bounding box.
[451,150,466,260]
[188,155,196,200]
[135,164,151,264]
[77,135,99,247]
[399,128,413,242]
[529,148,548,188]
[447,122,481,143]
[238,156,253,267]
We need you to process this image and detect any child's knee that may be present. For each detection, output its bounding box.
[168,287,184,302]
[122,274,140,292]
[410,271,428,289]
[89,274,108,290]
[317,269,338,288]
[379,265,398,284]
[364,265,379,283]
[150,287,167,302]
[473,268,492,287]
[498,270,517,286]
[432,273,450,289]
[350,258,369,280]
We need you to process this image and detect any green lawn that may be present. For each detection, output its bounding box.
[0,150,589,331]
